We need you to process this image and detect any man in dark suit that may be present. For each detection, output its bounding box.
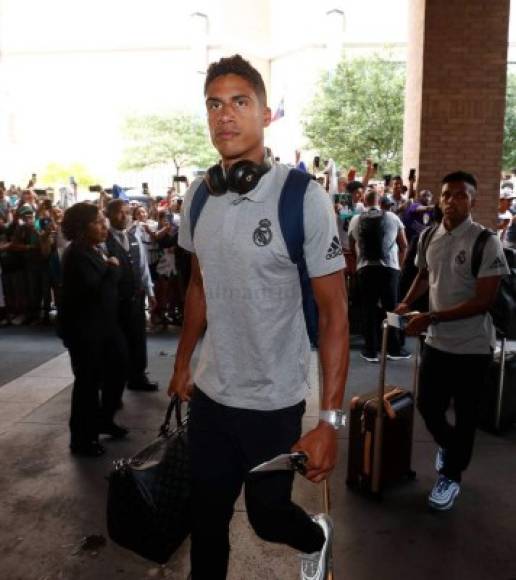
[105,199,158,391]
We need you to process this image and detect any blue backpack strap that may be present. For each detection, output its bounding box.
[278,169,312,263]
[189,180,210,242]
[278,169,318,346]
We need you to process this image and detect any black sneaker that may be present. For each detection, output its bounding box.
[360,351,379,363]
[70,441,106,457]
[127,376,159,391]
[99,422,129,439]
[387,349,412,361]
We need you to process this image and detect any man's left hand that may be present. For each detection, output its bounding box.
[404,312,430,336]
[291,422,338,483]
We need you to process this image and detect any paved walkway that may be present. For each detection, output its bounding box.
[0,327,515,580]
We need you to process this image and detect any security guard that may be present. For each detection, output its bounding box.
[105,199,158,392]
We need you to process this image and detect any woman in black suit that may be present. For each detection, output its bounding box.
[59,203,129,457]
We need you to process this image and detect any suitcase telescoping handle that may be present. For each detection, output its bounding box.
[371,318,421,494]
[371,320,390,493]
[323,479,334,580]
[495,337,507,432]
[316,352,334,580]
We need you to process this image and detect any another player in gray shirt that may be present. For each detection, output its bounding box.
[397,171,509,513]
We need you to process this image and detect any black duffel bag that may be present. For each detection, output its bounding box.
[106,395,190,564]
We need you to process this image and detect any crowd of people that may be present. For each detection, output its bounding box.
[1,160,514,335]
[0,180,190,330]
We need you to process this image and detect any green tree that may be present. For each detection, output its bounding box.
[503,71,516,171]
[303,54,405,174]
[41,162,99,188]
[120,113,216,176]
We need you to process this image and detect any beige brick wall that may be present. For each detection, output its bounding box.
[403,0,510,228]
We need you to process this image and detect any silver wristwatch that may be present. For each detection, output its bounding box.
[319,409,347,430]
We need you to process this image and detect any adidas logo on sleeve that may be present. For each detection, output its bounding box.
[489,256,506,269]
[326,236,343,260]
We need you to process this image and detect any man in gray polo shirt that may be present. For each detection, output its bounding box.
[348,188,409,362]
[168,55,349,580]
[396,171,509,511]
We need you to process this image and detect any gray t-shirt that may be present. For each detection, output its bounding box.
[179,164,346,411]
[416,217,510,354]
[348,207,404,270]
[505,213,516,246]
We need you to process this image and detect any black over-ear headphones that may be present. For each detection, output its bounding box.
[205,159,271,196]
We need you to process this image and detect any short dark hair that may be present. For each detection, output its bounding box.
[204,54,267,105]
[442,171,477,189]
[380,195,394,208]
[365,189,380,206]
[392,175,402,182]
[106,198,126,217]
[61,202,99,242]
[347,180,364,195]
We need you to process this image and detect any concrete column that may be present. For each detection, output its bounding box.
[403,0,510,227]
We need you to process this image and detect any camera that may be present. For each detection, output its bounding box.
[40,217,52,230]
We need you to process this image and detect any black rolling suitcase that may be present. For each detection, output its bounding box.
[347,318,418,495]
[479,337,516,434]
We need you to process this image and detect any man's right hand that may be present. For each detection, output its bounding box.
[168,367,194,401]
[106,256,119,267]
[394,302,410,315]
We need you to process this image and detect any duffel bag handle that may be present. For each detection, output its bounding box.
[160,395,184,436]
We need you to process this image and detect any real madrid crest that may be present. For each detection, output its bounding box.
[253,219,273,247]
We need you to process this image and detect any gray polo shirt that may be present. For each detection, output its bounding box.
[348,207,404,270]
[179,163,346,411]
[416,217,509,354]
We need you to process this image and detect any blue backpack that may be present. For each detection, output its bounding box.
[189,169,319,347]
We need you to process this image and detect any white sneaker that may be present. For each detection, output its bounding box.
[428,475,460,511]
[386,349,412,361]
[435,447,445,472]
[299,513,333,580]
